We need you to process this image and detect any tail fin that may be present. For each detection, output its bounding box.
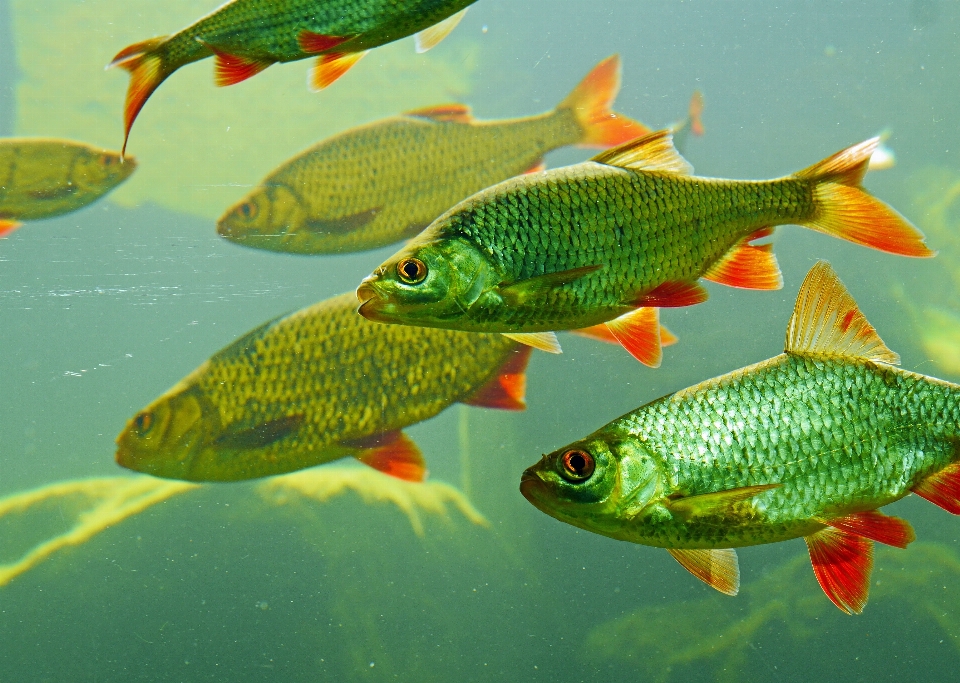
[795,138,934,258]
[557,55,650,148]
[108,36,170,156]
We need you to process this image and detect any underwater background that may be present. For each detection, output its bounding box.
[2,0,960,681]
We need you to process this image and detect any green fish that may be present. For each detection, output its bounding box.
[520,261,960,614]
[357,131,932,367]
[0,138,135,237]
[116,292,530,483]
[217,56,663,255]
[109,0,477,153]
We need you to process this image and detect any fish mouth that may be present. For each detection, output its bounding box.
[356,275,387,321]
[519,470,545,505]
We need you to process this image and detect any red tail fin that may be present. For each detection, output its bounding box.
[795,138,934,258]
[557,55,651,148]
[108,36,169,156]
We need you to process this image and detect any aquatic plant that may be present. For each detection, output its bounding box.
[586,543,960,683]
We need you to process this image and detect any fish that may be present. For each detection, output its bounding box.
[357,130,932,366]
[115,292,531,483]
[216,55,655,255]
[108,0,477,154]
[519,260,960,614]
[0,138,135,236]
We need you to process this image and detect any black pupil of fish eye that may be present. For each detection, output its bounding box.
[399,259,425,283]
[563,450,594,479]
[135,412,153,433]
[240,204,252,217]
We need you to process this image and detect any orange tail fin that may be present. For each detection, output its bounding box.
[557,54,651,148]
[795,138,934,257]
[108,36,170,156]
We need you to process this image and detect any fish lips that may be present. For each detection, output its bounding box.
[520,469,549,510]
[356,279,392,322]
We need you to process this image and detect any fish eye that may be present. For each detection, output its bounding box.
[133,411,154,435]
[560,449,595,482]
[236,202,258,219]
[100,154,115,167]
[397,257,428,284]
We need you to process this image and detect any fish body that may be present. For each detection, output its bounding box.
[116,292,528,482]
[521,262,960,613]
[0,138,135,235]
[358,132,931,366]
[110,0,476,153]
[217,56,653,255]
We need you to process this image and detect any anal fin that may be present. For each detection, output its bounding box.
[912,461,960,514]
[816,509,915,549]
[703,227,783,290]
[804,526,873,614]
[502,331,561,354]
[350,430,427,482]
[605,307,662,368]
[415,8,468,53]
[463,346,532,410]
[310,51,368,91]
[668,548,739,596]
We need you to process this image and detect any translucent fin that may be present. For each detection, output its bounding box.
[668,548,740,596]
[556,54,650,147]
[703,227,783,290]
[784,261,899,364]
[633,280,708,308]
[499,265,602,306]
[414,8,468,53]
[605,307,662,368]
[666,484,780,521]
[297,31,352,54]
[404,103,474,123]
[817,510,915,549]
[502,332,562,354]
[795,138,933,257]
[214,415,303,450]
[310,51,367,91]
[351,431,427,482]
[805,526,873,614]
[108,36,169,156]
[912,461,960,514]
[592,130,693,175]
[463,346,532,411]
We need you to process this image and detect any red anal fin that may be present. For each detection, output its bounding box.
[703,227,783,290]
[463,346,532,411]
[298,31,352,54]
[206,46,273,87]
[350,430,427,482]
[634,280,708,308]
[804,526,873,614]
[405,103,474,123]
[606,307,662,367]
[817,510,916,549]
[0,219,23,237]
[912,461,960,514]
[310,51,367,91]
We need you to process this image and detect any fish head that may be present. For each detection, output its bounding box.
[76,147,137,190]
[521,435,663,536]
[115,379,211,481]
[217,184,303,251]
[357,235,499,327]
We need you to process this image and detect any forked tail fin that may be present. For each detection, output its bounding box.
[795,138,934,258]
[557,54,651,147]
[108,36,170,156]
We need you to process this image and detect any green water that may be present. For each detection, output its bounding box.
[2,1,960,681]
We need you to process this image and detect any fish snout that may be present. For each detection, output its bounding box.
[356,270,387,317]
[519,468,545,503]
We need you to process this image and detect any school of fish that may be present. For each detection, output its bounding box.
[2,0,956,617]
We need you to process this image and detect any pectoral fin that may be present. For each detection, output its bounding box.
[415,8,468,53]
[499,265,602,306]
[804,526,873,614]
[302,207,381,236]
[668,548,739,596]
[666,483,780,521]
[349,430,427,482]
[215,415,304,450]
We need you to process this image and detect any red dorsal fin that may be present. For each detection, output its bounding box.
[404,103,474,123]
[463,346,533,411]
[817,510,916,549]
[0,219,22,237]
[605,307,662,367]
[804,526,873,614]
[310,51,367,91]
[573,321,678,348]
[703,227,783,290]
[205,46,273,87]
[350,431,427,482]
[667,548,740,596]
[912,461,960,514]
[634,280,708,308]
[298,31,352,54]
[785,261,899,364]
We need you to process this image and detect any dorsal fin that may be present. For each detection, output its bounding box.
[591,130,693,175]
[404,103,474,123]
[784,261,899,364]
